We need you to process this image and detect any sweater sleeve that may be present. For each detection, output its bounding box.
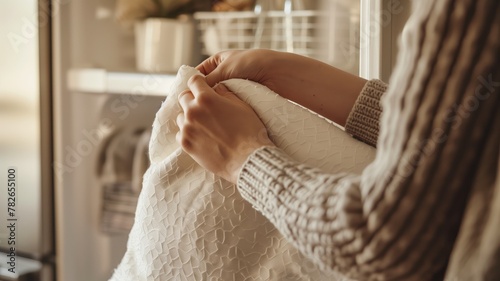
[237,0,500,280]
[345,79,387,147]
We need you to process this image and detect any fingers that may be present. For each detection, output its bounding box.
[213,83,235,99]
[178,89,194,111]
[178,90,195,143]
[204,68,224,88]
[187,75,217,104]
[196,55,219,76]
[213,83,229,93]
[176,112,185,128]
[176,112,196,151]
[179,77,219,131]
[176,111,210,152]
[183,77,236,105]
[175,112,192,151]
[195,51,231,87]
[196,55,222,87]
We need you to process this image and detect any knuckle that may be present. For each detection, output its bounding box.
[182,124,196,138]
[197,93,213,106]
[176,113,184,124]
[188,74,204,85]
[184,107,200,122]
[176,131,190,150]
[178,89,192,99]
[178,127,195,150]
[180,138,192,150]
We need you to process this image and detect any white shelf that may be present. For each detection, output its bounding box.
[67,68,177,96]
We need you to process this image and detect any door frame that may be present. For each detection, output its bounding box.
[359,0,409,82]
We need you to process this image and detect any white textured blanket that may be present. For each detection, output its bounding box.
[110,66,375,281]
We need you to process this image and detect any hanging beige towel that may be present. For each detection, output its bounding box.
[110,66,376,280]
[98,127,151,234]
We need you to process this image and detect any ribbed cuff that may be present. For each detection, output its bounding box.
[236,146,291,214]
[345,79,387,147]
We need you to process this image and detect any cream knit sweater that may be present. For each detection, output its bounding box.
[237,0,500,280]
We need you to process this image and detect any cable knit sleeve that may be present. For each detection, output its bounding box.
[345,79,387,147]
[237,0,500,280]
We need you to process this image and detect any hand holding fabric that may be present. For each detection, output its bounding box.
[197,49,367,126]
[176,75,274,183]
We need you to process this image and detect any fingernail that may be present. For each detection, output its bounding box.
[178,89,191,100]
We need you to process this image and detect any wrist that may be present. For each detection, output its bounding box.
[230,144,275,183]
[229,135,275,183]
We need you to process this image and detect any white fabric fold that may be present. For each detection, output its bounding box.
[110,66,375,281]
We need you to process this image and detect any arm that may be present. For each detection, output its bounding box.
[236,1,499,280]
[179,1,499,279]
[197,50,368,126]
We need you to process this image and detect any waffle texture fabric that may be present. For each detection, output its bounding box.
[109,65,376,281]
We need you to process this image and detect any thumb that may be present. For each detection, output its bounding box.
[196,52,227,87]
[187,75,216,99]
[195,56,224,87]
[205,68,224,87]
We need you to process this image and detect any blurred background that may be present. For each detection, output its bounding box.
[0,0,410,280]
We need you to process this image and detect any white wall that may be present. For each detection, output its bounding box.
[0,0,42,255]
[0,0,39,103]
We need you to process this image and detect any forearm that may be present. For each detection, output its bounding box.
[265,52,367,126]
[237,0,499,279]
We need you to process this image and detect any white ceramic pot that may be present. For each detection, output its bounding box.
[135,17,195,73]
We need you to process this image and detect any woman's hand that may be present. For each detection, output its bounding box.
[197,49,368,126]
[176,75,274,183]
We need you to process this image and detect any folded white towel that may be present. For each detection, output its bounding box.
[110,66,375,281]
